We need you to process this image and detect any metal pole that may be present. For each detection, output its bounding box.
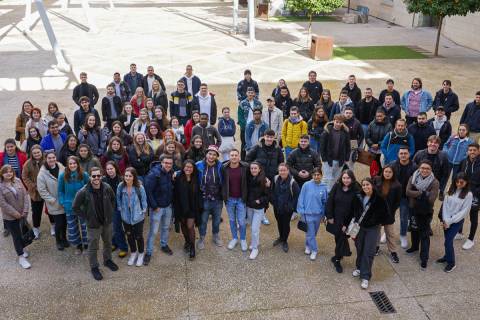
[233,0,238,33]
[81,0,98,33]
[248,0,255,42]
[34,0,71,72]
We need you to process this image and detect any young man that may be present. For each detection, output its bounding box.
[433,80,459,120]
[365,109,392,156]
[459,91,480,143]
[329,90,354,120]
[180,65,201,96]
[246,129,284,182]
[320,114,350,190]
[391,147,416,249]
[237,69,259,102]
[355,88,379,136]
[73,96,101,135]
[275,86,293,119]
[245,108,268,152]
[287,135,321,188]
[142,66,166,95]
[342,75,362,107]
[72,167,118,281]
[281,107,308,158]
[192,83,217,125]
[401,77,433,125]
[123,63,143,98]
[192,113,222,147]
[221,149,249,251]
[381,119,415,164]
[144,155,175,265]
[169,80,193,126]
[238,87,263,159]
[262,97,283,140]
[40,121,67,159]
[379,93,401,127]
[343,107,364,170]
[408,112,436,156]
[378,79,401,106]
[302,70,323,104]
[196,145,224,249]
[101,84,123,129]
[111,72,130,102]
[428,106,452,149]
[72,72,99,107]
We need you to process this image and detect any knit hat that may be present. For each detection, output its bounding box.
[206,145,220,156]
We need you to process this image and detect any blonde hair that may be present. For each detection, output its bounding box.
[133,132,152,156]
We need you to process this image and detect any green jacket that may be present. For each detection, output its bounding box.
[72,182,115,229]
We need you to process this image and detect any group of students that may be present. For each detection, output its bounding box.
[2,65,480,288]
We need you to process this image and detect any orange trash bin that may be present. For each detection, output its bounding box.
[310,35,334,60]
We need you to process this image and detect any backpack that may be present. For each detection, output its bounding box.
[274,175,295,197]
[120,185,144,210]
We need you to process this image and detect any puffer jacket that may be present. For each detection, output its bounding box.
[36,163,65,215]
[319,122,351,166]
[443,136,474,165]
[366,119,392,147]
[281,118,308,149]
[286,146,321,184]
[116,182,148,225]
[245,138,284,179]
[58,171,90,212]
[22,159,43,201]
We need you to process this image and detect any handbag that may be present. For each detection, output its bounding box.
[297,215,308,232]
[326,222,339,235]
[357,149,376,166]
[346,202,371,239]
[15,131,21,142]
[20,219,35,247]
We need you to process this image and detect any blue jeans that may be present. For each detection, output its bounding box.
[225,198,247,241]
[247,207,263,249]
[442,220,464,265]
[305,214,322,253]
[112,208,128,251]
[146,206,172,255]
[309,138,320,153]
[200,199,223,237]
[285,147,293,159]
[399,197,411,236]
[450,163,462,181]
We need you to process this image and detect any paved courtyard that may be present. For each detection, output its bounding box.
[1,1,480,319]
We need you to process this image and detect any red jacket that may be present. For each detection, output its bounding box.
[184,119,194,148]
[130,95,146,117]
[0,150,28,179]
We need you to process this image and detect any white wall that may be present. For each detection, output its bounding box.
[442,12,480,52]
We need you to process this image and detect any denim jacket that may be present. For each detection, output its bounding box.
[443,136,474,165]
[116,182,148,225]
[401,90,433,115]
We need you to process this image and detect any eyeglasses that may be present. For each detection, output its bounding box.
[91,175,102,178]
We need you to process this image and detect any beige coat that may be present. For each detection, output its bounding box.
[0,178,30,221]
[36,163,65,215]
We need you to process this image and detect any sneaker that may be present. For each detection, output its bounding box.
[22,250,29,258]
[361,279,369,289]
[143,254,151,266]
[454,233,465,240]
[62,240,70,248]
[161,245,173,255]
[390,252,399,264]
[380,233,386,244]
[128,252,138,266]
[33,228,40,240]
[189,246,196,260]
[118,250,128,258]
[91,267,103,281]
[462,239,474,250]
[282,242,289,253]
[352,269,360,277]
[310,251,317,261]
[331,257,343,273]
[136,253,144,267]
[261,218,270,225]
[304,247,311,255]
[444,264,456,273]
[56,242,64,251]
[436,257,447,264]
[240,240,248,252]
[50,225,55,236]
[420,261,427,270]
[400,236,408,249]
[249,248,259,260]
[374,246,380,256]
[197,238,205,250]
[18,256,31,269]
[104,259,119,271]
[406,247,419,254]
[249,244,253,251]
[212,234,223,247]
[227,239,238,250]
[273,238,282,247]
[3,229,10,237]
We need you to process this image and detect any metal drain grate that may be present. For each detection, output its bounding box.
[369,291,396,314]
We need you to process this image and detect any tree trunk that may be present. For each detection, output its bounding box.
[307,13,312,47]
[434,15,444,56]
[347,0,350,13]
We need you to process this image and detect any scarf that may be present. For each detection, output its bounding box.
[412,169,434,192]
[432,116,447,135]
[393,128,408,138]
[289,116,301,124]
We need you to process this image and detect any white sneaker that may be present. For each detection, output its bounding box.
[18,256,31,269]
[454,233,465,240]
[22,250,29,258]
[361,279,369,289]
[136,253,144,267]
[33,228,40,239]
[352,269,360,277]
[261,218,270,225]
[128,252,138,266]
[240,240,248,252]
[249,248,259,260]
[310,251,317,261]
[50,225,55,236]
[291,213,298,221]
[304,247,311,255]
[380,233,386,244]
[400,236,408,249]
[227,239,238,250]
[463,239,474,250]
[249,244,253,251]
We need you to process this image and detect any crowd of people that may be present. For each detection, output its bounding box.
[2,64,480,289]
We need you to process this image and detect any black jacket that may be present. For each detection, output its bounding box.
[342,83,362,106]
[408,123,436,155]
[221,161,249,203]
[433,89,459,118]
[126,145,154,177]
[275,94,293,119]
[142,74,166,95]
[286,146,321,184]
[378,89,401,106]
[460,156,480,198]
[191,125,222,148]
[356,191,389,228]
[391,160,417,198]
[413,149,450,190]
[344,117,364,147]
[355,97,379,125]
[246,174,269,209]
[174,173,201,219]
[149,91,168,109]
[320,122,351,166]
[245,138,284,180]
[302,80,323,104]
[192,94,218,125]
[72,83,99,106]
[366,119,392,146]
[293,98,315,122]
[72,182,115,229]
[270,174,300,213]
[185,147,205,163]
[326,183,360,228]
[427,117,452,149]
[307,119,327,141]
[73,107,101,135]
[379,104,401,127]
[460,101,480,133]
[101,96,123,127]
[374,177,402,225]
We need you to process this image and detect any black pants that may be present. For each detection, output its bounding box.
[31,199,45,228]
[458,207,479,241]
[4,219,25,256]
[410,215,431,263]
[240,127,246,160]
[274,208,293,242]
[123,221,144,253]
[52,214,67,244]
[180,217,195,246]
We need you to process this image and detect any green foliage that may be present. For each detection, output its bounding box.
[404,0,480,17]
[285,0,344,17]
[333,46,427,60]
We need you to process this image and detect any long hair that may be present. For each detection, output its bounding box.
[319,89,333,106]
[146,122,162,140]
[447,172,470,199]
[64,156,84,182]
[337,169,358,189]
[311,106,329,128]
[181,159,198,190]
[104,160,121,179]
[379,164,398,197]
[124,167,141,188]
[107,136,125,155]
[297,87,312,103]
[83,113,100,132]
[27,126,42,141]
[190,135,204,149]
[47,102,59,116]
[0,165,16,182]
[133,132,151,156]
[360,177,377,197]
[154,106,170,129]
[162,128,177,143]
[28,144,44,161]
[250,161,266,189]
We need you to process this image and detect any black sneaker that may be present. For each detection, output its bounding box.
[143,254,151,266]
[56,242,64,251]
[331,257,343,273]
[390,252,399,263]
[104,259,119,272]
[444,264,456,273]
[436,257,447,264]
[375,246,380,256]
[282,242,289,253]
[62,240,70,248]
[189,246,196,260]
[91,267,103,281]
[406,247,419,253]
[273,238,282,247]
[420,261,427,270]
[161,245,173,255]
[83,244,89,250]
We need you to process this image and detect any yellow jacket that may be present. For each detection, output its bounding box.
[282,118,307,148]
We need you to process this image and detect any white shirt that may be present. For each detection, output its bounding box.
[198,93,212,119]
[147,76,154,94]
[185,75,193,95]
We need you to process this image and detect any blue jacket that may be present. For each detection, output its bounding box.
[245,120,268,151]
[380,130,415,164]
[144,162,174,209]
[218,117,236,137]
[296,180,328,216]
[123,72,143,98]
[443,136,474,165]
[40,133,67,153]
[196,160,223,186]
[180,75,201,96]
[460,101,480,132]
[58,171,89,212]
[116,182,148,225]
[401,90,433,115]
[329,100,354,120]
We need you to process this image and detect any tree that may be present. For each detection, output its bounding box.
[404,0,480,56]
[285,0,343,35]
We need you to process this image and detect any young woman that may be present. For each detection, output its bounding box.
[170,117,186,147]
[43,102,60,124]
[107,121,133,147]
[146,122,163,152]
[149,80,168,110]
[352,177,389,290]
[144,98,155,120]
[130,87,146,116]
[118,103,136,134]
[0,165,31,269]
[101,137,130,175]
[58,134,79,166]
[77,144,101,174]
[156,129,186,158]
[58,156,89,254]
[116,167,148,267]
[153,106,170,132]
[185,135,205,163]
[271,163,300,252]
[184,110,200,148]
[318,89,334,118]
[20,127,42,156]
[443,124,474,180]
[36,152,67,250]
[174,160,201,259]
[406,160,440,269]
[127,133,154,182]
[297,167,328,261]
[161,141,183,171]
[218,107,236,161]
[326,169,361,273]
[102,161,128,258]
[78,113,107,157]
[293,87,315,122]
[0,138,27,181]
[246,162,269,260]
[54,112,73,136]
[308,106,328,153]
[25,107,48,138]
[130,108,150,136]
[15,101,32,143]
[374,165,402,263]
[271,79,287,97]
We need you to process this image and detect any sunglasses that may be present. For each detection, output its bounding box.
[91,174,102,178]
